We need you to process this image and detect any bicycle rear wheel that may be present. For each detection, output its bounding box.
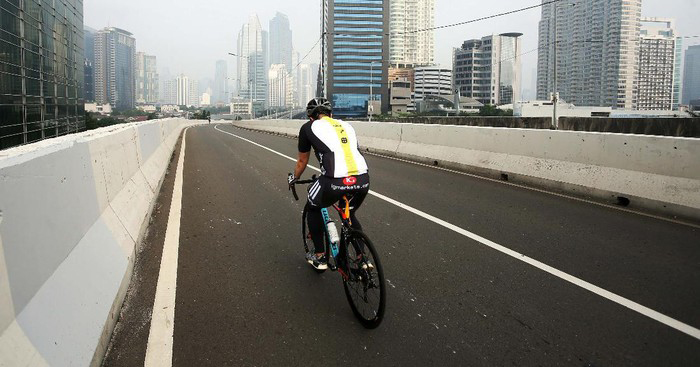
[302,204,326,273]
[342,230,386,329]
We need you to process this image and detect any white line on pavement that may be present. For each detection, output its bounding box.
[214,124,700,341]
[144,128,189,367]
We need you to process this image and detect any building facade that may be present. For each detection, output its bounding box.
[321,0,390,117]
[163,79,178,105]
[94,27,136,110]
[268,64,288,108]
[414,66,451,101]
[0,0,85,149]
[636,18,677,110]
[389,0,434,65]
[213,60,228,104]
[189,80,200,107]
[237,14,268,107]
[453,33,522,106]
[536,0,642,109]
[682,45,700,105]
[136,52,158,104]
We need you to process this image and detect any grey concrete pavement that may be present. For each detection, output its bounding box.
[104,124,700,366]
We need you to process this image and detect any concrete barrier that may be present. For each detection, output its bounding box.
[0,118,199,366]
[234,119,700,222]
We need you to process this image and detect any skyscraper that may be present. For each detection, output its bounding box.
[214,60,229,104]
[389,0,435,65]
[636,18,677,111]
[136,52,159,104]
[176,74,190,106]
[298,64,316,106]
[536,0,641,109]
[268,64,289,108]
[237,14,268,107]
[269,13,293,72]
[0,0,85,149]
[682,45,700,105]
[321,0,390,117]
[84,27,96,103]
[453,33,522,106]
[94,27,136,110]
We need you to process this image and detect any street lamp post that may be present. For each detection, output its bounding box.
[369,60,384,122]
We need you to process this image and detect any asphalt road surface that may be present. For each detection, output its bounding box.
[102,123,700,366]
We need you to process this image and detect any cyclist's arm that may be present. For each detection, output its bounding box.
[295,122,312,179]
[293,152,310,179]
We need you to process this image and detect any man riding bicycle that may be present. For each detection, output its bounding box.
[288,98,370,270]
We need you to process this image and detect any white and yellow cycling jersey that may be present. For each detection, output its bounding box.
[298,116,369,178]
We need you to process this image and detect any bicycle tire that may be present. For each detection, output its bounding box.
[342,230,386,329]
[301,204,326,274]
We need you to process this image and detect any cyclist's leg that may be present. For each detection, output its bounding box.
[347,174,370,231]
[306,176,339,254]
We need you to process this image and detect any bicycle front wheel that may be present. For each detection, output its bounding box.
[342,230,386,329]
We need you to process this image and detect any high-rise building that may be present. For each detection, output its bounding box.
[672,38,683,110]
[237,14,268,107]
[321,0,390,117]
[536,0,641,109]
[414,66,452,101]
[95,27,136,110]
[213,60,229,104]
[176,74,189,106]
[636,18,677,110]
[453,33,522,106]
[136,52,159,104]
[389,0,435,65]
[84,27,97,103]
[163,79,178,105]
[682,45,700,105]
[268,64,289,108]
[189,80,200,107]
[270,13,293,73]
[297,64,316,107]
[0,0,85,149]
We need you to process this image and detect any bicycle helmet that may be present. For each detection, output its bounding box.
[306,97,332,119]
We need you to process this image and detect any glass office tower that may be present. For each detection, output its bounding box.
[453,33,522,106]
[0,0,85,150]
[321,0,390,118]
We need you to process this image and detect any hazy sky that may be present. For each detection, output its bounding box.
[85,0,700,90]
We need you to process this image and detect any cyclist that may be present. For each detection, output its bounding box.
[288,98,370,270]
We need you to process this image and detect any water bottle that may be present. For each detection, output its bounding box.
[326,221,340,244]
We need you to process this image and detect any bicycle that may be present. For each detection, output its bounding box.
[289,174,386,329]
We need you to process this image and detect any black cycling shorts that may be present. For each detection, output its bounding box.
[307,173,370,209]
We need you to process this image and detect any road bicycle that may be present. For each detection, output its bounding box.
[289,174,386,328]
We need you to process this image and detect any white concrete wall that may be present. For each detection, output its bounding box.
[0,118,199,366]
[235,119,700,221]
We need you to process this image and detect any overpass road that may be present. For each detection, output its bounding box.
[102,123,700,366]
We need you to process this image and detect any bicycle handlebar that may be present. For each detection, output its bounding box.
[288,174,317,201]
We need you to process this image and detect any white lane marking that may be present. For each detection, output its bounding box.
[214,124,700,341]
[144,128,189,367]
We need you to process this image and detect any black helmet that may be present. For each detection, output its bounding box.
[306,97,332,119]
